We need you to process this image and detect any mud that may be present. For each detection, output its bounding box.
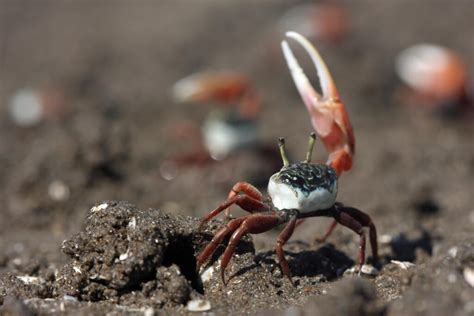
[1,1,474,315]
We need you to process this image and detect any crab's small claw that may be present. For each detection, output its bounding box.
[172,71,259,120]
[281,31,355,176]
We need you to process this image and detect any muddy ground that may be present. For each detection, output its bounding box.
[0,1,474,315]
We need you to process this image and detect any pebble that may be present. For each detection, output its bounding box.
[48,180,70,201]
[8,88,43,126]
[186,299,212,312]
[463,267,474,288]
[62,295,78,302]
[143,307,155,316]
[379,234,393,244]
[16,276,44,285]
[391,260,416,270]
[200,266,214,283]
[91,203,109,213]
[344,264,379,276]
[448,247,458,258]
[360,264,379,276]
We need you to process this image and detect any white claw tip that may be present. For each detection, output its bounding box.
[283,31,338,98]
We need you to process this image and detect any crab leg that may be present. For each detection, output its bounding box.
[198,194,271,230]
[224,181,264,218]
[172,71,260,120]
[220,213,282,285]
[281,31,355,176]
[196,217,245,272]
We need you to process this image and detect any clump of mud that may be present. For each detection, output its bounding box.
[54,201,211,307]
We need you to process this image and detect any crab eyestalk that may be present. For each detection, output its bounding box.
[304,132,316,163]
[278,137,290,167]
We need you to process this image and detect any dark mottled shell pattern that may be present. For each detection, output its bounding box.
[271,163,337,196]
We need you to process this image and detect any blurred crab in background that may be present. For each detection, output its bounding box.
[160,71,282,183]
[395,43,472,117]
[197,32,378,285]
[172,71,260,161]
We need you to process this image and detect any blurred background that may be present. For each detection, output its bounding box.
[0,0,473,293]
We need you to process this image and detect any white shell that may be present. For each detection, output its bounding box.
[267,176,337,212]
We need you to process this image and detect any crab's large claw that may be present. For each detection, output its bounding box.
[281,31,355,176]
[172,71,259,119]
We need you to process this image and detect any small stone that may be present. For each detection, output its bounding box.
[48,180,70,201]
[128,217,137,230]
[8,88,43,126]
[448,247,458,258]
[186,299,211,312]
[379,234,393,244]
[16,275,44,285]
[463,267,474,288]
[63,295,78,302]
[391,260,416,270]
[344,265,379,276]
[143,307,155,316]
[360,264,379,276]
[91,203,108,213]
[200,266,214,283]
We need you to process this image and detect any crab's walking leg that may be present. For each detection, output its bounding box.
[224,182,264,218]
[198,194,271,229]
[333,204,378,268]
[281,31,355,176]
[196,218,245,272]
[275,216,298,285]
[220,213,283,285]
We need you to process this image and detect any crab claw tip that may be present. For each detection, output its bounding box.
[285,31,339,99]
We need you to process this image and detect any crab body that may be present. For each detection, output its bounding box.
[268,162,337,212]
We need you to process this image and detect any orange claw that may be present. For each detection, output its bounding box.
[281,31,355,176]
[172,71,259,120]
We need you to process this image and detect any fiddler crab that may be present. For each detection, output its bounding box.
[172,71,260,161]
[196,32,379,286]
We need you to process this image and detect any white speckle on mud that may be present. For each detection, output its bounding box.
[344,264,379,276]
[448,246,458,258]
[128,217,137,230]
[361,264,379,276]
[227,290,233,295]
[63,295,78,302]
[119,253,129,261]
[72,266,82,274]
[463,267,474,287]
[186,299,212,312]
[379,234,393,244]
[16,276,44,285]
[91,203,108,212]
[143,307,155,316]
[200,266,214,283]
[391,260,416,270]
